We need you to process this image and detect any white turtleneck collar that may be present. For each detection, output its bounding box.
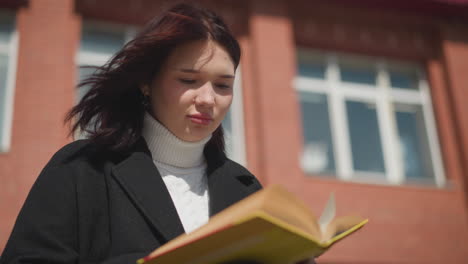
[141,112,211,168]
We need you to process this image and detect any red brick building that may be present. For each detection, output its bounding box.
[1,0,468,263]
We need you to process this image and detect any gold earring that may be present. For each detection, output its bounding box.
[142,89,150,109]
[142,85,150,96]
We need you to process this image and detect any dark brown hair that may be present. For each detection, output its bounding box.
[66,3,241,164]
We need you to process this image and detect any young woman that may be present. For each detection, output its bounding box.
[1,3,314,264]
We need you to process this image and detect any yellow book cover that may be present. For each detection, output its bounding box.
[138,185,368,264]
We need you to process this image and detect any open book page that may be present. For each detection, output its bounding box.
[322,215,368,243]
[146,185,323,259]
[264,189,366,245]
[258,185,322,239]
[144,184,368,262]
[318,192,336,240]
[316,192,367,243]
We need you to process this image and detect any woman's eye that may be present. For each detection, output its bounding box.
[215,83,231,89]
[179,78,196,84]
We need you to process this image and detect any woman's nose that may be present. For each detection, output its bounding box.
[194,82,215,106]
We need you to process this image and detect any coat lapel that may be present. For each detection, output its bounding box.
[111,141,185,243]
[110,138,259,242]
[207,160,256,217]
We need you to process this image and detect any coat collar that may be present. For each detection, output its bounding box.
[111,137,253,243]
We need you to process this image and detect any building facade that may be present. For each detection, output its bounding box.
[1,0,468,263]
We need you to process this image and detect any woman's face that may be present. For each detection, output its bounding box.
[144,40,235,142]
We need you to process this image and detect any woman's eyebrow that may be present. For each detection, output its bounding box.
[178,68,199,74]
[178,68,234,79]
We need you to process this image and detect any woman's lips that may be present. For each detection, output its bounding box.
[187,114,213,125]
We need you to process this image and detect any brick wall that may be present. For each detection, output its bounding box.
[0,0,80,250]
[1,1,468,263]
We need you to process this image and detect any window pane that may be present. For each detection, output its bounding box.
[395,104,434,180]
[0,54,8,143]
[297,53,325,79]
[0,14,14,43]
[74,66,95,140]
[222,109,233,157]
[299,92,335,175]
[0,53,7,89]
[298,62,326,79]
[76,67,96,102]
[346,101,385,173]
[389,67,419,90]
[80,26,125,55]
[222,109,232,133]
[340,61,376,85]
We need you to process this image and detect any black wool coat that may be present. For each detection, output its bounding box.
[0,138,262,264]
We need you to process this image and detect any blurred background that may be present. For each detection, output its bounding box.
[1,0,468,263]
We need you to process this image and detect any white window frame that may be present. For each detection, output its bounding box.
[0,11,18,153]
[225,66,247,165]
[74,21,137,139]
[76,21,137,80]
[295,49,445,187]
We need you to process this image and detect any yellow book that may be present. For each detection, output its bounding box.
[138,184,368,264]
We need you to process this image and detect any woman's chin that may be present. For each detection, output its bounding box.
[178,131,211,143]
[178,125,214,142]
